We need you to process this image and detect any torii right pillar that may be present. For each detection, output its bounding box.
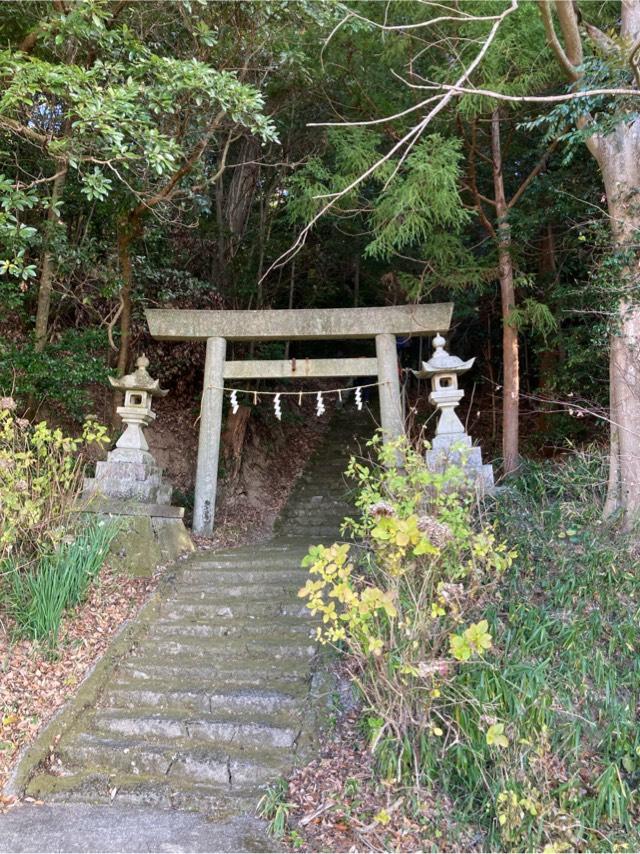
[375,333,404,443]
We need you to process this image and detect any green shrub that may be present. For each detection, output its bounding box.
[299,435,515,789]
[299,438,640,852]
[0,397,109,566]
[0,329,109,420]
[5,517,119,647]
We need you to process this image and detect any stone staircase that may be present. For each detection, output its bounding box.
[18,409,373,819]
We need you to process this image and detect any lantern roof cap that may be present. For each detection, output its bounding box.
[108,354,168,396]
[416,333,475,377]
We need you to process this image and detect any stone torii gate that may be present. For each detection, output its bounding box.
[146,303,453,535]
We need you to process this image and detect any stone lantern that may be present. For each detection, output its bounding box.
[416,334,494,491]
[84,355,172,504]
[108,354,168,456]
[82,355,193,575]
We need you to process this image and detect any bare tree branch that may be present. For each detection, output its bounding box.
[260,0,519,283]
[0,117,50,148]
[308,95,443,128]
[538,0,580,81]
[508,138,559,209]
[395,81,640,103]
[346,4,515,33]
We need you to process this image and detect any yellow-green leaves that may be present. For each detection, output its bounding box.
[449,620,493,661]
[496,789,540,845]
[371,513,421,547]
[373,809,391,826]
[486,723,509,748]
[298,542,396,653]
[0,403,109,564]
[369,512,439,575]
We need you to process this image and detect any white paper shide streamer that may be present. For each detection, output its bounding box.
[316,391,325,417]
[230,389,239,415]
[355,386,362,411]
[274,393,282,421]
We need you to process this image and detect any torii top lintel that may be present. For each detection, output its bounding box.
[145,303,453,343]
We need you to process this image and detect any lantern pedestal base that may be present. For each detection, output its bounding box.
[425,434,494,494]
[79,500,193,577]
[83,448,173,505]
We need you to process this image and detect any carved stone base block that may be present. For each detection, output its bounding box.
[81,500,193,577]
[83,448,173,505]
[426,435,494,494]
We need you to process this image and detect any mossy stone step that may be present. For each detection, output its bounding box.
[116,661,311,691]
[52,735,289,787]
[161,584,304,603]
[186,554,308,570]
[178,568,305,585]
[90,711,298,750]
[102,685,303,716]
[125,649,311,678]
[175,580,306,597]
[148,616,314,639]
[133,633,315,657]
[25,772,262,818]
[159,600,311,619]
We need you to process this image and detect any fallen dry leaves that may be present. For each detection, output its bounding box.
[286,712,479,853]
[0,563,159,802]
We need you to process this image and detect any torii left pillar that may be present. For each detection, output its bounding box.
[193,336,226,535]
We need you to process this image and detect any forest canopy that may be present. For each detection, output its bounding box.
[1,0,639,515]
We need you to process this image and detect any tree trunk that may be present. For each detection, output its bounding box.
[597,121,640,526]
[491,108,520,475]
[536,224,560,435]
[603,335,621,518]
[221,404,251,482]
[214,179,230,298]
[115,213,141,378]
[34,162,68,352]
[538,0,640,522]
[225,136,261,255]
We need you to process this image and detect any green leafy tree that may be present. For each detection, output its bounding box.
[1,1,277,373]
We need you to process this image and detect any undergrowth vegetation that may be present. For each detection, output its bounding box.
[299,438,639,852]
[0,397,116,649]
[5,518,118,646]
[0,397,109,564]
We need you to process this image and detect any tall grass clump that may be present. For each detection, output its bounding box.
[492,449,640,851]
[6,518,119,646]
[299,437,640,852]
